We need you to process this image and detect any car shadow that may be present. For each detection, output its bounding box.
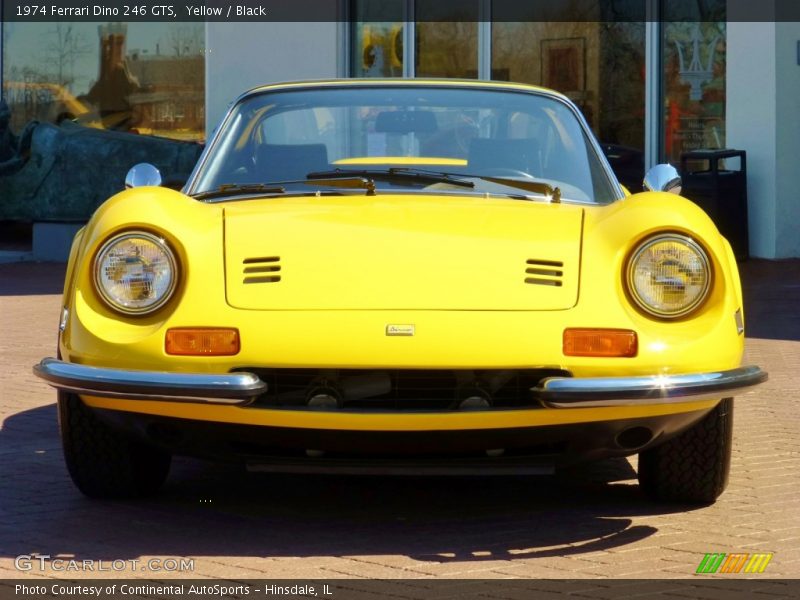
[0,262,66,296]
[740,259,800,342]
[0,404,707,568]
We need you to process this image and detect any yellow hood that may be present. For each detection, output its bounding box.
[223,195,583,311]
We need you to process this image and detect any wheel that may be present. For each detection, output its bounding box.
[638,398,733,504]
[58,392,171,499]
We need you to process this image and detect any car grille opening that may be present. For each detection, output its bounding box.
[230,440,569,462]
[237,368,571,411]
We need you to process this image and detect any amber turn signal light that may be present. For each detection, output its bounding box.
[165,328,240,356]
[563,328,638,358]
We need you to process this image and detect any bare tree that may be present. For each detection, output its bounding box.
[42,24,91,90]
[166,25,204,57]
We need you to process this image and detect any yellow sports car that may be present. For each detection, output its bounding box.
[34,80,766,503]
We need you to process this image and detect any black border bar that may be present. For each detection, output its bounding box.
[2,579,799,600]
[3,0,800,23]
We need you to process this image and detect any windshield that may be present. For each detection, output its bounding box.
[190,85,620,204]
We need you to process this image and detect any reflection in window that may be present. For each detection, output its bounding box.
[415,1,479,78]
[492,21,645,191]
[194,86,617,204]
[663,20,726,163]
[415,21,479,78]
[2,22,205,141]
[351,0,480,79]
[350,0,404,77]
[353,22,405,77]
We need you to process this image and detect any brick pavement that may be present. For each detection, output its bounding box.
[0,260,798,581]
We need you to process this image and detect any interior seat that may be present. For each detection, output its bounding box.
[467,138,541,175]
[255,143,329,181]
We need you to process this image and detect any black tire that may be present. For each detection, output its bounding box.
[58,393,171,499]
[638,398,733,504]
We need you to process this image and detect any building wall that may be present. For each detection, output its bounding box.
[726,21,778,259]
[204,22,342,133]
[774,21,800,258]
[728,20,800,259]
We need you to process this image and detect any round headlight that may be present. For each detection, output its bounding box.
[626,234,711,318]
[94,232,178,314]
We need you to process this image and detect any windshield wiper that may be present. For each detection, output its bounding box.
[303,176,377,195]
[195,168,559,202]
[306,168,475,193]
[192,183,286,201]
[388,167,561,203]
[478,176,561,203]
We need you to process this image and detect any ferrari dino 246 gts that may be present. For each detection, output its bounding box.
[34,80,766,503]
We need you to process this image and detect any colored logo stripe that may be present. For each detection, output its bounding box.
[696,553,773,574]
[697,553,726,574]
[745,553,773,573]
[721,554,748,573]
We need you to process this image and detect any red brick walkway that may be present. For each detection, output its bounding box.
[1,260,798,580]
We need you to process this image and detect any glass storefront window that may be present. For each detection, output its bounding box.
[415,20,479,78]
[351,1,480,79]
[493,23,600,125]
[351,0,725,181]
[350,0,405,77]
[415,1,479,78]
[493,20,645,190]
[662,17,726,163]
[1,22,205,141]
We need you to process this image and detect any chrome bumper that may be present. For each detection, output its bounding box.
[34,358,766,409]
[535,366,767,408]
[33,358,266,405]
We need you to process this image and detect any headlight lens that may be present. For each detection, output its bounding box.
[627,234,711,318]
[94,232,177,314]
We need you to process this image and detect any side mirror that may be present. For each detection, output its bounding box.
[643,164,682,194]
[125,163,162,189]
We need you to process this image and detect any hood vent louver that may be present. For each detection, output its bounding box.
[525,259,563,287]
[224,200,584,310]
[243,256,281,284]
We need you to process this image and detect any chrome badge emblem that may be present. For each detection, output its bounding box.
[386,324,415,336]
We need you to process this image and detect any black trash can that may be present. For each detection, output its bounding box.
[680,149,749,260]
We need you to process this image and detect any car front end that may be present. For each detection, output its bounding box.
[34,80,766,501]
